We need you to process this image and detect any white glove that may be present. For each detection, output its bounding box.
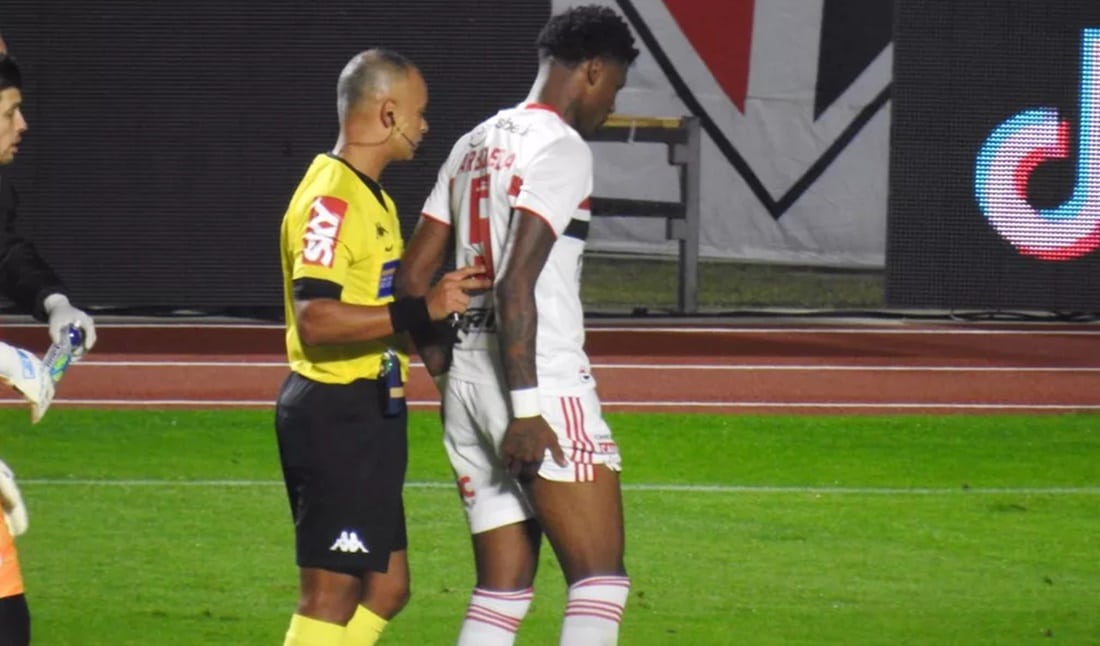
[43,293,97,357]
[0,459,28,537]
[0,341,55,423]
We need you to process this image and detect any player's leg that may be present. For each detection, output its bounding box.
[530,391,631,645]
[0,593,30,646]
[447,378,540,645]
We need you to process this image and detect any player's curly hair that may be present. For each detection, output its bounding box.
[536,5,639,67]
[0,54,21,91]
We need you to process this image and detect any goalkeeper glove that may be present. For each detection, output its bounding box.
[0,341,55,423]
[0,459,28,537]
[44,293,96,358]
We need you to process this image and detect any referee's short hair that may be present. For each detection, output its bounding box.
[0,54,21,92]
[337,48,416,122]
[536,5,639,67]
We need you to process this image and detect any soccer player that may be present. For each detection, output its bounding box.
[0,42,98,362]
[396,6,639,644]
[275,48,489,646]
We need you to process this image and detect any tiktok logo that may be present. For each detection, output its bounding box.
[975,28,1100,261]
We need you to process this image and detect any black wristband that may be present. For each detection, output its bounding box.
[388,297,432,333]
[410,319,458,349]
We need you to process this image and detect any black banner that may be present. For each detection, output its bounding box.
[1,1,548,314]
[888,0,1100,311]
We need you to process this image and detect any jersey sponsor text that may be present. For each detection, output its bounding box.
[302,196,347,268]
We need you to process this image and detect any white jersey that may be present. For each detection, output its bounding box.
[421,103,595,393]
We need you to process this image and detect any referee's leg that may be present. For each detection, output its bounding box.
[276,373,410,646]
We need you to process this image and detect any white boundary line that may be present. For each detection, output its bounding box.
[4,322,1100,335]
[74,360,1100,372]
[18,479,1100,495]
[3,399,1099,410]
[590,327,1100,335]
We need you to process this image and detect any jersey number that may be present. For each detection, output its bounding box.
[469,174,496,280]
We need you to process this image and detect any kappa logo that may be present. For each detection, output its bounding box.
[376,222,394,251]
[617,0,893,218]
[302,196,348,267]
[329,530,370,554]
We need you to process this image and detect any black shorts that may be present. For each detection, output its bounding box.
[275,372,408,575]
[0,593,30,645]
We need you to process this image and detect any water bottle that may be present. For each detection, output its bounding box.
[42,324,85,383]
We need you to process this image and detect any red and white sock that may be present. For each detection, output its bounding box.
[456,586,534,646]
[559,575,631,645]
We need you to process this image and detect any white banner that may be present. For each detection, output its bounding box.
[555,0,893,267]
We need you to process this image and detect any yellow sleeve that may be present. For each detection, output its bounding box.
[290,195,360,286]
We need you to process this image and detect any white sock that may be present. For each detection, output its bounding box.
[559,575,631,646]
[456,586,534,646]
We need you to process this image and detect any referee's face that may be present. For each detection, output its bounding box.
[0,87,27,166]
[389,69,429,161]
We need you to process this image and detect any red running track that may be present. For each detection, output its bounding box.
[2,322,1099,414]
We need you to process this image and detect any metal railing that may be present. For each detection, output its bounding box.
[589,115,702,313]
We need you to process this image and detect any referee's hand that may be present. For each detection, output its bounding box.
[425,266,491,321]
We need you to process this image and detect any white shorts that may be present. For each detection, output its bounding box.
[442,376,622,534]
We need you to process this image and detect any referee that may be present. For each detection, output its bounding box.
[276,49,487,646]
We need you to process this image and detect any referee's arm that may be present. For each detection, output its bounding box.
[293,270,487,347]
[292,278,412,346]
[394,216,456,377]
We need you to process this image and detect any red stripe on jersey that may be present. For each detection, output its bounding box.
[420,211,450,226]
[523,102,563,118]
[579,197,591,210]
[507,175,523,198]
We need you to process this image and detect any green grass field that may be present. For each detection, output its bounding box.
[580,255,884,313]
[1,409,1098,645]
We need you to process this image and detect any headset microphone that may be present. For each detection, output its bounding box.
[388,111,419,150]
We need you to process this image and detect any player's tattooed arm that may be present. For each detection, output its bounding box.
[497,209,567,477]
[496,210,556,390]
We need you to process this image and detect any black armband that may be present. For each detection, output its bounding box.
[388,297,432,333]
[410,319,459,349]
[293,278,343,301]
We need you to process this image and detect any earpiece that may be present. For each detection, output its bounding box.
[387,111,396,128]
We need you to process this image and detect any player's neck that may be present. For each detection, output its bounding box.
[526,62,580,128]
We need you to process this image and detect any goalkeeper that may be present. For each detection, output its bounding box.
[0,42,97,644]
[0,45,97,361]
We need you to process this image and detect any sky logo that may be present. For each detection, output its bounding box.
[975,28,1100,261]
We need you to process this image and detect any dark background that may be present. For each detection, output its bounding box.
[887,0,1100,310]
[0,1,548,315]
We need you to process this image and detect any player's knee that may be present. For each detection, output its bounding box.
[561,553,628,585]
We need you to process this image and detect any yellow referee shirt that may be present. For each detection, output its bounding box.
[280,153,408,384]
